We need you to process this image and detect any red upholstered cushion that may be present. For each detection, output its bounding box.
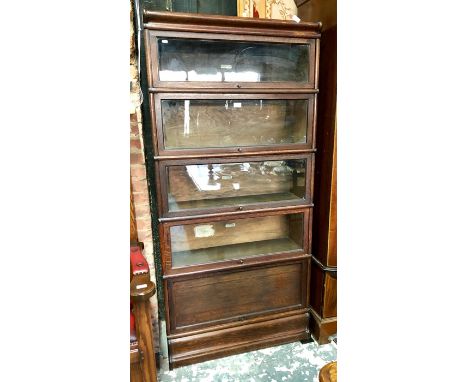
[130,245,149,275]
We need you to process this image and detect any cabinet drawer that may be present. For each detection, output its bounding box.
[152,93,315,155]
[165,259,309,333]
[157,154,313,217]
[160,208,310,271]
[147,32,317,88]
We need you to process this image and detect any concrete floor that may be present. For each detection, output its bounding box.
[157,336,337,382]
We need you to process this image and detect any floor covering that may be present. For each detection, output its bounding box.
[157,338,337,382]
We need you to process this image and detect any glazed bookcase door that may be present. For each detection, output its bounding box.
[160,208,310,273]
[152,93,316,156]
[146,30,318,89]
[156,154,314,217]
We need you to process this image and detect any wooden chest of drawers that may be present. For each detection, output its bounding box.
[142,11,322,368]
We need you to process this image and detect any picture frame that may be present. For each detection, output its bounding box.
[237,0,297,20]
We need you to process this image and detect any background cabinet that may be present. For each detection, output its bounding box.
[142,11,321,368]
[297,0,337,344]
[142,0,237,16]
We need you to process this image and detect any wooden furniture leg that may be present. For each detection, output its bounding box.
[131,245,158,382]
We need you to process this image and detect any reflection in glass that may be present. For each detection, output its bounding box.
[158,38,309,83]
[167,159,307,212]
[162,99,308,149]
[170,213,304,267]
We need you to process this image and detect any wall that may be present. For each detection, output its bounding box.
[130,1,159,353]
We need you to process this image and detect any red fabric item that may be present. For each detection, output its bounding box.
[253,3,259,18]
[130,245,149,275]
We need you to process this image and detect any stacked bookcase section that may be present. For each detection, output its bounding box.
[143,11,321,368]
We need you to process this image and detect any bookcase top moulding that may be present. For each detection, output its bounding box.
[142,11,322,38]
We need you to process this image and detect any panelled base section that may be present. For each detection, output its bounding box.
[310,308,336,345]
[168,311,310,368]
[164,257,311,368]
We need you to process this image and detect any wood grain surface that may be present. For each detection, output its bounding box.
[310,308,336,345]
[322,273,337,318]
[143,11,322,37]
[319,361,337,382]
[142,12,320,368]
[170,263,303,329]
[168,311,309,368]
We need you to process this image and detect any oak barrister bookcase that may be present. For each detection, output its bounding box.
[142,11,322,368]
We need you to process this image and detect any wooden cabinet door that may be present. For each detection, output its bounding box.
[145,31,318,90]
[152,93,315,156]
[165,258,310,333]
[157,154,313,217]
[160,208,310,273]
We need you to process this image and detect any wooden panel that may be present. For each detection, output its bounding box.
[312,25,337,266]
[130,362,143,382]
[143,11,322,38]
[132,301,157,382]
[167,261,307,332]
[310,260,336,318]
[168,311,309,368]
[327,143,337,265]
[310,259,325,314]
[130,347,143,382]
[310,309,336,344]
[297,0,337,30]
[322,273,336,318]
